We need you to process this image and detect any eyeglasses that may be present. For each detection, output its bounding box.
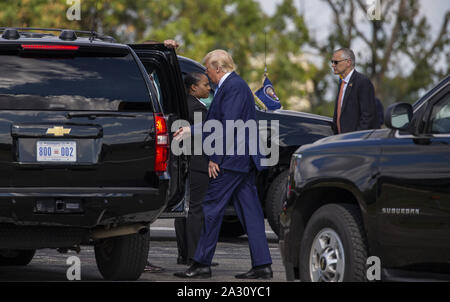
[331,59,348,65]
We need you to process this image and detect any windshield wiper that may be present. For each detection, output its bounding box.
[66,112,136,120]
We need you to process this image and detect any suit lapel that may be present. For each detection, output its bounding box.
[341,71,357,114]
[207,72,236,121]
[214,72,236,97]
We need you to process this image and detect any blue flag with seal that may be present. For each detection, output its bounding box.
[254,76,281,110]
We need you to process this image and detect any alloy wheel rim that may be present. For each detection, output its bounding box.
[309,228,345,282]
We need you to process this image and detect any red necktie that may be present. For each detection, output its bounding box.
[336,79,346,134]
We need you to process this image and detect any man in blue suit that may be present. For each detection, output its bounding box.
[173,49,272,279]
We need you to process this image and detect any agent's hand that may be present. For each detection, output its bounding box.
[174,126,191,141]
[208,161,220,179]
[164,39,179,49]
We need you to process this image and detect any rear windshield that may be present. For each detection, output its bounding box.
[0,53,151,111]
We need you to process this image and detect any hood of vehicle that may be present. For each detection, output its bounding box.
[316,129,374,143]
[273,109,333,123]
[297,128,391,153]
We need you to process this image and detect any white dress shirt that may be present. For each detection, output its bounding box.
[214,72,232,95]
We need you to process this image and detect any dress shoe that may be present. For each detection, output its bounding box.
[143,262,164,273]
[235,265,273,279]
[174,263,211,279]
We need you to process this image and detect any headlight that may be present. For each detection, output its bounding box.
[293,154,302,184]
[286,154,302,200]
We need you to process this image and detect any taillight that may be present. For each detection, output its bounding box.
[21,44,79,51]
[154,113,169,173]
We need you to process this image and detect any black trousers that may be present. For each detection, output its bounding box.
[174,170,209,262]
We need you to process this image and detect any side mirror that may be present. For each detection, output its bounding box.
[385,103,413,131]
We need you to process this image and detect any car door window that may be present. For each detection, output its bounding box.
[148,71,163,109]
[0,53,151,111]
[429,93,450,134]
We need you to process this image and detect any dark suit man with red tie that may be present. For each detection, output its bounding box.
[173,49,272,279]
[331,48,378,134]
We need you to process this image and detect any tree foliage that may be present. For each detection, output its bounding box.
[0,0,314,110]
[311,0,449,110]
[0,0,447,115]
[141,0,313,110]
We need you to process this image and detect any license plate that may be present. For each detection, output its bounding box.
[37,141,76,162]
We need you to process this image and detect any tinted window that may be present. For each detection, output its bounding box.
[0,53,151,111]
[430,93,450,134]
[148,71,163,109]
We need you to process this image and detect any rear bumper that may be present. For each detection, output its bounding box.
[0,186,167,228]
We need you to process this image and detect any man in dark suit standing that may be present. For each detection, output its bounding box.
[173,49,272,279]
[331,48,378,134]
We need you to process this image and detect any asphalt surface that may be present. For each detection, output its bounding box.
[0,219,286,282]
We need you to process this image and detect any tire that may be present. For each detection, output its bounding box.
[0,249,35,266]
[265,170,289,238]
[299,203,368,282]
[220,218,245,238]
[94,231,150,281]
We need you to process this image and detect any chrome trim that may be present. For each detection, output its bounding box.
[0,187,159,197]
[395,131,450,139]
[413,81,448,113]
[309,228,345,282]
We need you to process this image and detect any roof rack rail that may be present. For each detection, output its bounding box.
[0,27,116,43]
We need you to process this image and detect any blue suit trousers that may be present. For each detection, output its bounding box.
[193,169,272,267]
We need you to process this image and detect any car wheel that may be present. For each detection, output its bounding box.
[0,249,35,266]
[299,203,368,282]
[265,170,289,238]
[94,231,150,281]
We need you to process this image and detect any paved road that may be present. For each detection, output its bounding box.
[0,219,286,282]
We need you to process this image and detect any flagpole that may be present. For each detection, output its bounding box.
[264,29,267,78]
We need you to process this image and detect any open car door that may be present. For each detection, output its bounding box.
[129,43,189,218]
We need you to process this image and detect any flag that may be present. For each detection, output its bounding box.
[254,76,281,110]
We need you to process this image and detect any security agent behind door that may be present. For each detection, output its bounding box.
[174,72,211,265]
[173,49,272,279]
[331,48,378,134]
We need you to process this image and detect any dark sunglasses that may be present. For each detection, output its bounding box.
[331,59,348,65]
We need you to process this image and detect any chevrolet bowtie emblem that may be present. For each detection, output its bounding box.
[46,126,71,136]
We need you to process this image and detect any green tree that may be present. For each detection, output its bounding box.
[0,0,153,42]
[310,0,449,111]
[0,0,315,111]
[142,0,313,110]
[0,0,317,111]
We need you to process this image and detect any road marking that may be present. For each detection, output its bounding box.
[150,226,275,234]
[150,227,176,231]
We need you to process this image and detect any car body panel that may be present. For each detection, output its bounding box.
[130,44,190,216]
[0,35,187,232]
[281,75,450,279]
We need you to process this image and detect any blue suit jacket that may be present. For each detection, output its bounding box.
[204,72,264,173]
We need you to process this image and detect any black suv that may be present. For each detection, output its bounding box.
[0,28,189,280]
[280,75,450,281]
